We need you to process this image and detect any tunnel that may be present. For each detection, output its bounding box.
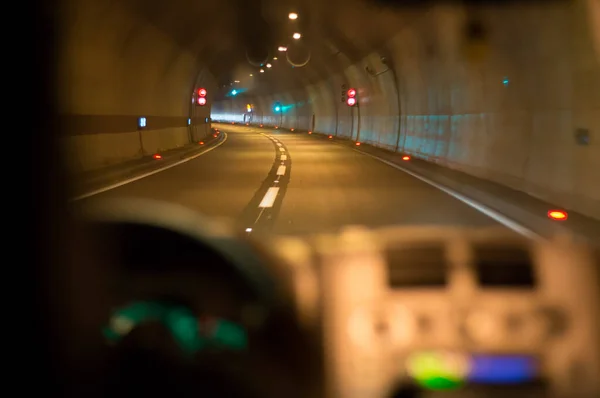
[59,0,600,239]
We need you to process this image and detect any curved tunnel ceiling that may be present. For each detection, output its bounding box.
[113,0,408,100]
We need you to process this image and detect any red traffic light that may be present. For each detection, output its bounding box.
[347,97,356,106]
[198,88,207,97]
[347,88,356,97]
[197,97,207,106]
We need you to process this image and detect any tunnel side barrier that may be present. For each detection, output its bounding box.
[63,115,213,173]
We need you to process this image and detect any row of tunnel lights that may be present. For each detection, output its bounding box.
[250,12,301,76]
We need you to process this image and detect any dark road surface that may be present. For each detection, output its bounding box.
[77,125,509,236]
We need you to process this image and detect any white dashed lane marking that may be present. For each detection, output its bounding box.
[258,187,280,208]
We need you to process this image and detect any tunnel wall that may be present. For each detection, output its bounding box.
[59,0,216,172]
[213,2,600,220]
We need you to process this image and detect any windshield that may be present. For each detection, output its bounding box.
[63,0,600,242]
[49,1,600,396]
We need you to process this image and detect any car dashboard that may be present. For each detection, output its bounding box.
[81,199,600,398]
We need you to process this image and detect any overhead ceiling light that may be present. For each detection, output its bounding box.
[278,46,287,52]
[234,80,240,83]
[289,12,298,20]
[266,63,272,68]
[293,33,301,39]
[249,74,253,76]
[273,57,278,60]
[259,69,265,73]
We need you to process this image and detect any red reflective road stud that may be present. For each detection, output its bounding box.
[547,210,568,221]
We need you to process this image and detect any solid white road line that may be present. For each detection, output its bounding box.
[281,155,287,160]
[258,187,280,208]
[277,166,286,176]
[72,133,228,201]
[354,149,540,240]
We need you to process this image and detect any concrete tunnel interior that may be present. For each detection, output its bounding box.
[58,0,599,221]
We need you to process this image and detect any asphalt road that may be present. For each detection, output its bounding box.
[77,125,507,236]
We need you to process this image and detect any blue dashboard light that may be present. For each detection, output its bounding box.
[468,355,537,384]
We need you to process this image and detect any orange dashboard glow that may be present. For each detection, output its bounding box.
[548,210,568,221]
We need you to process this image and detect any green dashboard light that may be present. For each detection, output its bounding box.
[406,351,468,390]
[164,307,206,354]
[103,301,167,342]
[209,320,247,349]
[103,301,247,355]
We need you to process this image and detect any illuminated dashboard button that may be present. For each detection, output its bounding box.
[465,309,503,343]
[387,303,417,347]
[467,354,537,384]
[348,306,390,348]
[406,350,469,390]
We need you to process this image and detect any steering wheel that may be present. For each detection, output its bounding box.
[79,199,323,398]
